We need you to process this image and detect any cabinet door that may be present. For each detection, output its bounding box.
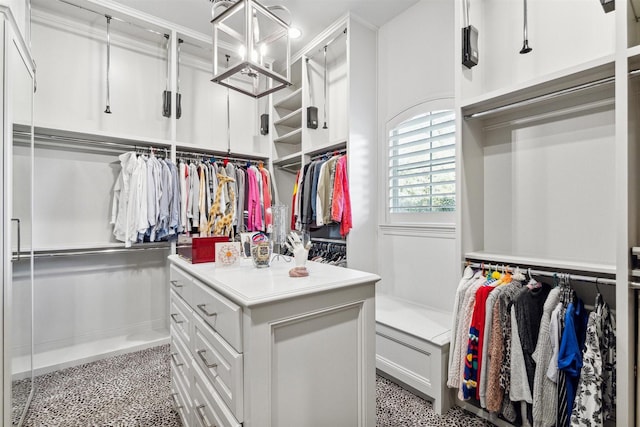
[4,17,35,427]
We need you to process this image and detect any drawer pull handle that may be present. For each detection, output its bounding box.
[170,392,183,410]
[197,304,217,318]
[195,404,215,427]
[196,349,218,369]
[170,280,184,288]
[170,313,184,324]
[170,352,184,367]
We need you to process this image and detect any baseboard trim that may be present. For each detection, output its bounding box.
[31,330,169,377]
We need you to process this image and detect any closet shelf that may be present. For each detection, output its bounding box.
[273,128,302,144]
[461,54,615,120]
[273,152,302,171]
[464,251,616,275]
[274,108,302,128]
[30,124,174,149]
[273,87,302,111]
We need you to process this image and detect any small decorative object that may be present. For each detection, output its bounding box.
[285,231,311,277]
[178,235,230,263]
[289,266,309,277]
[216,242,241,267]
[239,232,254,258]
[251,232,272,268]
[271,204,290,262]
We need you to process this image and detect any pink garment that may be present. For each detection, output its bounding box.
[330,156,352,236]
[246,168,262,231]
[260,167,272,232]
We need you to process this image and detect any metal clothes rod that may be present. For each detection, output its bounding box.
[311,237,346,245]
[15,131,171,155]
[15,244,171,259]
[465,68,640,120]
[630,281,640,290]
[309,148,346,161]
[306,27,347,60]
[175,149,266,164]
[58,0,167,38]
[466,261,616,286]
[464,76,615,120]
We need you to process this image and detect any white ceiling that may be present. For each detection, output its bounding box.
[112,0,419,53]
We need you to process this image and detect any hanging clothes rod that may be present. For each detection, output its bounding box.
[465,68,640,120]
[466,261,616,286]
[14,130,171,154]
[58,0,167,38]
[15,244,171,259]
[464,76,615,120]
[175,149,266,164]
[630,282,640,290]
[309,147,346,161]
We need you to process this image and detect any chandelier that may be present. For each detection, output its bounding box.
[211,0,292,98]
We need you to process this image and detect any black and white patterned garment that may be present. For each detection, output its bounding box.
[570,311,602,426]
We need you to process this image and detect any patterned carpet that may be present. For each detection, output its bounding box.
[20,345,488,426]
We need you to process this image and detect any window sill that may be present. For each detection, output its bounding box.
[379,223,456,238]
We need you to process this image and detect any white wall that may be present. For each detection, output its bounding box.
[378,0,454,125]
[376,0,457,310]
[461,0,615,100]
[1,0,28,43]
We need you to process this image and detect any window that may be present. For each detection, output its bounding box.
[388,108,455,215]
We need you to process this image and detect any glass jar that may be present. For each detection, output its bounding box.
[251,241,272,268]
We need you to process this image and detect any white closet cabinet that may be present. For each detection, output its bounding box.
[271,15,377,273]
[1,4,35,426]
[454,0,633,424]
[168,255,379,427]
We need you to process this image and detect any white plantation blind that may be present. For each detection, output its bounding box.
[388,109,455,213]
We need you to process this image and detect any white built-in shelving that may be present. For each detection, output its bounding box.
[274,87,303,112]
[274,108,303,128]
[269,14,376,272]
[455,0,635,423]
[273,127,303,145]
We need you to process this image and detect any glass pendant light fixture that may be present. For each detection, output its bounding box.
[211,0,292,98]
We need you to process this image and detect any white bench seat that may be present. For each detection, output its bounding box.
[375,294,453,415]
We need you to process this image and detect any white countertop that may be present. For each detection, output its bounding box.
[169,255,380,308]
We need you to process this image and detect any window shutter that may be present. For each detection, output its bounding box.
[388,110,456,213]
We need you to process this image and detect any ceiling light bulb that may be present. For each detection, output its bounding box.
[239,45,246,60]
[289,27,302,39]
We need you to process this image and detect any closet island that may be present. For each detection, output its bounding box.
[167,254,379,427]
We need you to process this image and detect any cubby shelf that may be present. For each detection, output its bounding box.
[274,108,302,128]
[273,128,302,145]
[273,87,302,112]
[273,151,302,167]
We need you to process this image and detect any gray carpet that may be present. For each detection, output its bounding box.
[22,345,488,426]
